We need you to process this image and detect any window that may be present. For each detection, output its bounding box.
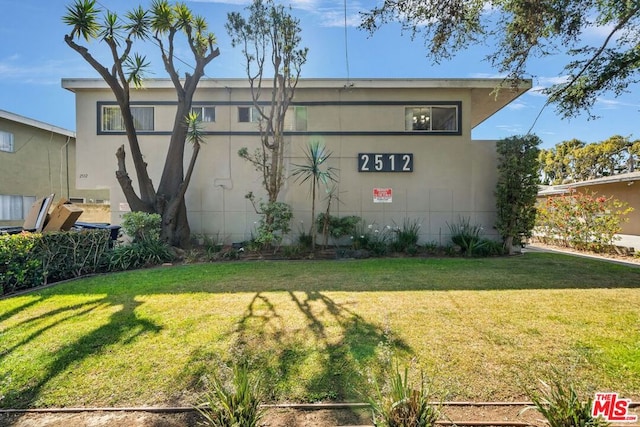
[191,106,215,122]
[0,195,36,221]
[102,106,154,131]
[238,106,261,123]
[0,131,14,152]
[405,106,458,132]
[293,106,307,131]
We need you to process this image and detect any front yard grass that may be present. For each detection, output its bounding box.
[1,252,639,409]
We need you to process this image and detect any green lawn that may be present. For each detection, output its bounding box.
[1,253,639,409]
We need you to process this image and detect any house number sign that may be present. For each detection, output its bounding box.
[358,153,413,172]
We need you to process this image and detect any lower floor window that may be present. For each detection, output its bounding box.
[0,195,36,221]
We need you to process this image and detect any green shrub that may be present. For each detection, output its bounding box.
[316,214,361,242]
[36,230,111,284]
[522,379,609,427]
[473,238,506,257]
[121,211,162,243]
[0,233,43,295]
[0,230,113,295]
[196,363,264,427]
[390,218,421,254]
[352,221,392,256]
[536,191,633,252]
[252,201,292,251]
[368,363,440,427]
[108,240,173,271]
[447,217,486,256]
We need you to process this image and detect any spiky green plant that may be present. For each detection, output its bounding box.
[196,363,264,427]
[522,379,610,427]
[291,140,339,249]
[368,363,440,427]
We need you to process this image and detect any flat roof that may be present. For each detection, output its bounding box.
[539,171,640,196]
[62,77,532,90]
[0,109,75,138]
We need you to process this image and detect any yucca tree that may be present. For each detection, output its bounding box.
[291,141,338,249]
[63,0,219,248]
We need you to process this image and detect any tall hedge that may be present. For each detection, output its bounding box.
[0,230,112,296]
[495,134,541,254]
[0,233,44,295]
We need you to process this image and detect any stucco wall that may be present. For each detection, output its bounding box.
[72,82,503,244]
[0,116,110,226]
[577,183,640,235]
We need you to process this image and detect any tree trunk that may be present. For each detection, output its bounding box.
[504,235,515,256]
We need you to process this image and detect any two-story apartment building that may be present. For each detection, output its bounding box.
[62,78,530,244]
[0,110,110,227]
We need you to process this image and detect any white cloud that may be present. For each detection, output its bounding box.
[507,101,528,111]
[0,56,91,85]
[595,97,640,110]
[495,124,525,134]
[468,72,506,79]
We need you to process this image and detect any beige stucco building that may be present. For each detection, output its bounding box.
[62,78,530,244]
[0,110,110,227]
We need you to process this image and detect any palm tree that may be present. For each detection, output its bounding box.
[291,141,338,249]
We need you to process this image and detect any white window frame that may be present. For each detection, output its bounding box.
[191,106,215,122]
[0,195,36,221]
[101,105,154,132]
[238,106,261,123]
[0,130,14,152]
[405,105,459,132]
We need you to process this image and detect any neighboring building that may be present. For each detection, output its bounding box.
[62,78,530,244]
[0,110,110,227]
[538,171,640,236]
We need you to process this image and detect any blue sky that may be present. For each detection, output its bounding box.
[0,0,638,149]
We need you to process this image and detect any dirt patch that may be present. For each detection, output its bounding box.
[0,405,547,426]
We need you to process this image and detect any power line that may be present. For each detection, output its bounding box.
[344,0,351,85]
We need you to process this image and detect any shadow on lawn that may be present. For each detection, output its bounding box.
[193,290,412,403]
[0,294,161,408]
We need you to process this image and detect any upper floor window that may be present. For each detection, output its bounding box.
[405,106,458,132]
[191,106,215,122]
[292,106,307,131]
[238,106,261,123]
[0,131,14,152]
[102,106,154,132]
[0,194,36,221]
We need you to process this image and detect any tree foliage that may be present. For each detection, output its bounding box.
[539,135,640,184]
[495,134,541,254]
[536,191,633,252]
[227,0,308,205]
[63,0,219,248]
[361,0,640,118]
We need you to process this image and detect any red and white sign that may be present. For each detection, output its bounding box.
[373,188,392,203]
[592,393,638,422]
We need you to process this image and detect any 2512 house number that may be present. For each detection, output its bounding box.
[358,153,413,172]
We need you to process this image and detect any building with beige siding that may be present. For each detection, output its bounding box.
[539,171,640,237]
[0,110,110,227]
[62,78,530,244]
